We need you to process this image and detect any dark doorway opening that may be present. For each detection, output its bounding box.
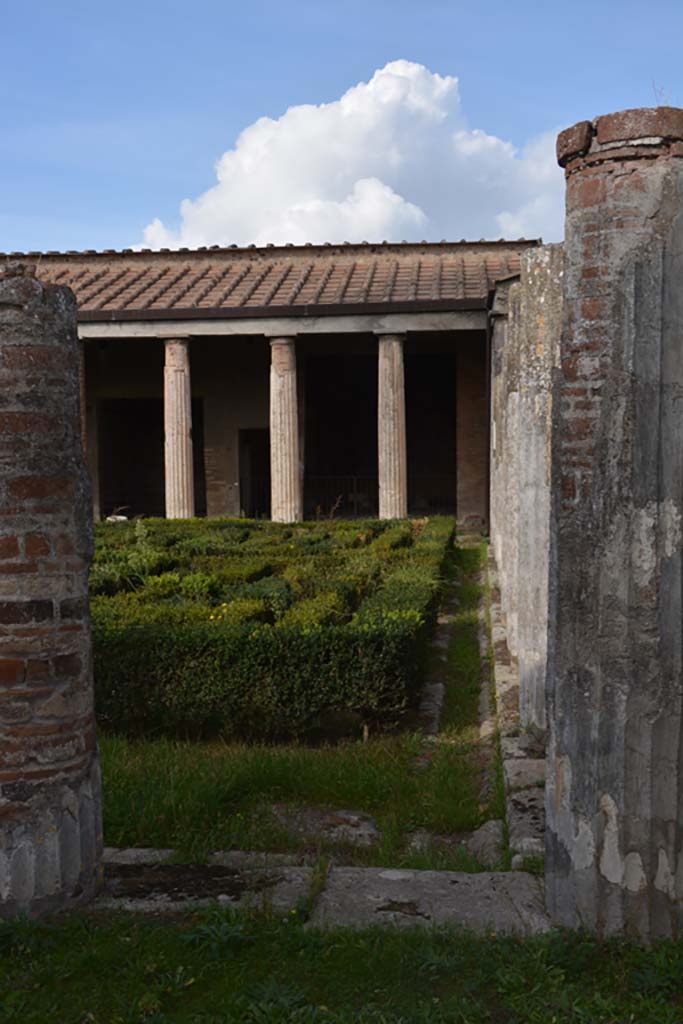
[239,429,271,518]
[98,398,206,518]
[304,352,378,518]
[406,352,457,515]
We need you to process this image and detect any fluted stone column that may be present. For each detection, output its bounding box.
[547,107,683,938]
[164,339,194,519]
[377,333,407,519]
[270,337,302,523]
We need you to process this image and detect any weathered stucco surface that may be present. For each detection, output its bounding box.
[0,264,102,916]
[489,245,563,730]
[546,108,683,938]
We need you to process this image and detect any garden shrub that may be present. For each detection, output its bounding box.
[373,521,414,551]
[236,576,293,618]
[179,572,223,603]
[277,589,349,629]
[91,515,455,738]
[133,572,182,601]
[91,594,213,627]
[209,598,270,625]
[189,557,274,587]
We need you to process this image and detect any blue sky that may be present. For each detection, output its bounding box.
[3,0,683,252]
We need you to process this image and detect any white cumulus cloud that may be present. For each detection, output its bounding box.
[142,60,564,248]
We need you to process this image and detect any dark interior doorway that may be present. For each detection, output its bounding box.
[98,398,206,518]
[304,352,378,518]
[406,352,457,515]
[239,429,270,518]
[302,348,457,519]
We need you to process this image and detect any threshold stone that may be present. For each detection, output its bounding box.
[308,867,549,934]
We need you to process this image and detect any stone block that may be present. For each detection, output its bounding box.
[308,867,549,934]
[503,758,546,791]
[506,788,545,857]
[465,820,504,869]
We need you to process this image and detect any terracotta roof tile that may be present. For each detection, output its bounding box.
[10,240,537,321]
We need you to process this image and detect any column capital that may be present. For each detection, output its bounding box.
[375,331,406,341]
[164,338,191,371]
[267,335,297,345]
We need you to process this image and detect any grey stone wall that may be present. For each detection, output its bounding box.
[0,263,102,917]
[546,108,683,938]
[489,246,563,731]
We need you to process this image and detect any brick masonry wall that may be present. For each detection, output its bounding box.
[546,108,683,937]
[0,263,102,916]
[489,247,563,730]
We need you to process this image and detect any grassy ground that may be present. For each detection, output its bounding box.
[435,544,487,735]
[2,906,682,1024]
[100,541,496,868]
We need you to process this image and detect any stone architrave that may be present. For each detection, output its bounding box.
[164,338,195,519]
[270,337,302,523]
[546,107,683,938]
[0,263,102,917]
[377,333,408,520]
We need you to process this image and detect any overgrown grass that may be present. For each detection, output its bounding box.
[438,544,486,735]
[100,731,484,868]
[2,907,682,1023]
[99,540,492,869]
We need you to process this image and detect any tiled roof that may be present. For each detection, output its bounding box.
[7,240,537,321]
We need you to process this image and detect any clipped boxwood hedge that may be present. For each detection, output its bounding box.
[91,516,454,738]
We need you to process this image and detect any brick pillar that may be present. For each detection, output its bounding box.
[270,337,302,523]
[547,108,683,937]
[164,338,195,519]
[0,263,102,917]
[377,333,407,520]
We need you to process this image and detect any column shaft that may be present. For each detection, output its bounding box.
[547,107,683,938]
[164,339,194,519]
[270,338,302,523]
[377,334,407,519]
[0,264,102,917]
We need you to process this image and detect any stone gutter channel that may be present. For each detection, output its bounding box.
[95,541,549,934]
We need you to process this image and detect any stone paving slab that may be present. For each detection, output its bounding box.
[95,863,312,915]
[209,850,303,868]
[308,867,549,934]
[103,847,175,865]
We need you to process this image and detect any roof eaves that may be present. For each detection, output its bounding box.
[76,296,488,323]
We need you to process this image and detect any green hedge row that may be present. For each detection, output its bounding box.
[91,517,454,739]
